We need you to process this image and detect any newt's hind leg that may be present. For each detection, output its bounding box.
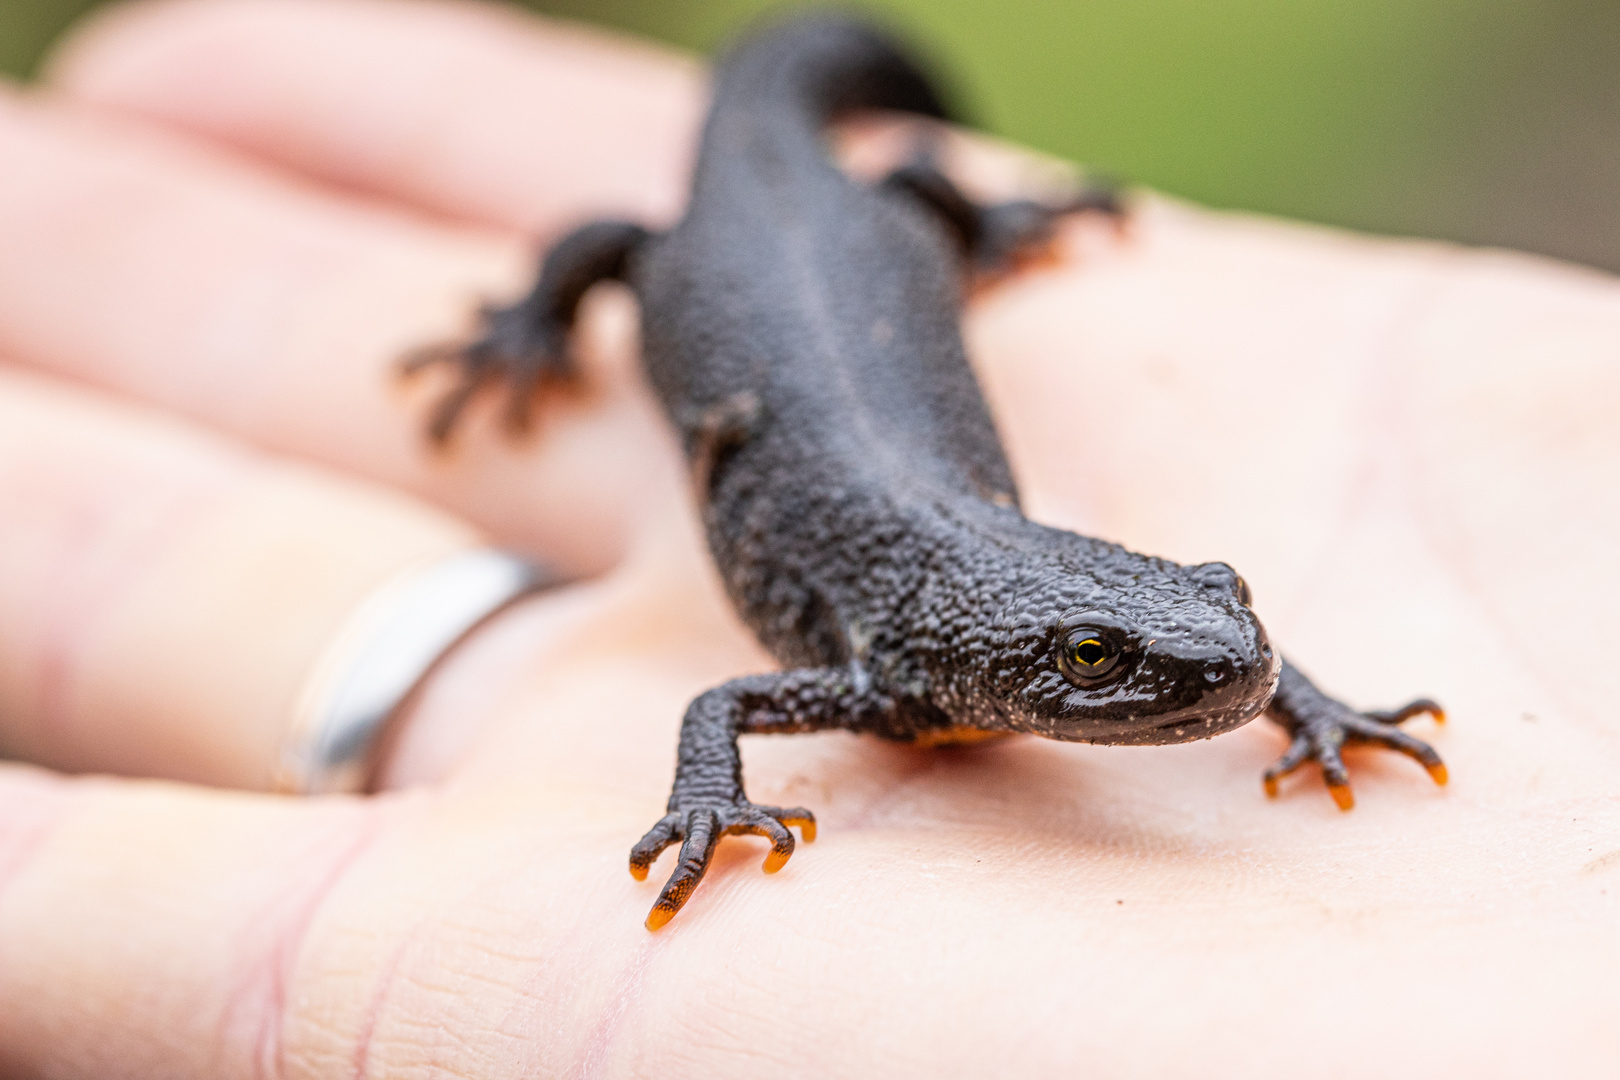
[881,160,1123,274]
[631,668,895,931]
[1262,658,1447,810]
[403,219,650,443]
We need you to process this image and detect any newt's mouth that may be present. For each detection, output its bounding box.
[1050,700,1265,745]
[1060,647,1281,746]
[1073,702,1266,746]
[1147,700,1268,741]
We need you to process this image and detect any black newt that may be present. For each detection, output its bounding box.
[408,13,1447,930]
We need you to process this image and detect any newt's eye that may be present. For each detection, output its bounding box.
[1059,628,1122,684]
[1073,638,1108,665]
[1235,576,1252,607]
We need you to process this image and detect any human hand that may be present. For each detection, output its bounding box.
[1,1,1617,1076]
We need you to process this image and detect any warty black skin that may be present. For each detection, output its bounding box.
[412,13,1447,931]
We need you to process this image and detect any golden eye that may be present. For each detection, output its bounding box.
[1072,638,1108,666]
[1059,628,1122,684]
[1235,576,1253,607]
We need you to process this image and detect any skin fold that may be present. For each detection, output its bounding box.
[0,1,1616,1076]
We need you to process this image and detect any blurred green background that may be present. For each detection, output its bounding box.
[5,0,1618,271]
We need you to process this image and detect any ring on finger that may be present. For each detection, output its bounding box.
[274,547,560,795]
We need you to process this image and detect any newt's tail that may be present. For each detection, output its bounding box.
[709,12,955,129]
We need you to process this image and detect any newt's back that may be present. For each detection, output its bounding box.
[641,16,1018,492]
[631,16,1024,662]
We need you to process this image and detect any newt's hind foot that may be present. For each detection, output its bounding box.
[882,159,1125,275]
[401,303,570,444]
[979,179,1126,263]
[401,218,650,444]
[630,800,816,931]
[1263,659,1446,810]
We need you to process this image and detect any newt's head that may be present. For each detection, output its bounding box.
[984,540,1280,744]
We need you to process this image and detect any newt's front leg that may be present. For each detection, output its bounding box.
[1263,658,1447,810]
[631,668,894,930]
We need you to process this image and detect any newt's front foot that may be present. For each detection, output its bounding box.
[630,801,816,931]
[1263,659,1446,810]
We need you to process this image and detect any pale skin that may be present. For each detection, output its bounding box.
[0,0,1617,1076]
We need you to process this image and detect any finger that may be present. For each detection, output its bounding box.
[0,764,379,1077]
[1342,717,1449,786]
[0,367,478,789]
[733,813,795,874]
[500,348,548,436]
[628,812,680,882]
[648,809,718,932]
[754,803,818,843]
[1260,734,1311,798]
[424,352,498,447]
[0,91,679,575]
[49,0,702,232]
[1366,697,1447,726]
[1316,742,1355,811]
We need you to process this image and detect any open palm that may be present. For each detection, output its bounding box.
[1,1,1616,1076]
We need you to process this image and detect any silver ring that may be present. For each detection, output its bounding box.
[274,547,559,795]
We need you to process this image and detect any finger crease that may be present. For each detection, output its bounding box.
[0,769,73,914]
[219,803,383,1080]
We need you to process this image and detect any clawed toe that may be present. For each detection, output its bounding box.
[631,802,817,931]
[1263,695,1447,810]
[1261,733,1314,800]
[1340,711,1448,787]
[399,316,569,444]
[1366,697,1446,727]
[629,812,682,882]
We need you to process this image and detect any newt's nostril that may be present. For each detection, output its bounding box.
[1188,561,1243,595]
